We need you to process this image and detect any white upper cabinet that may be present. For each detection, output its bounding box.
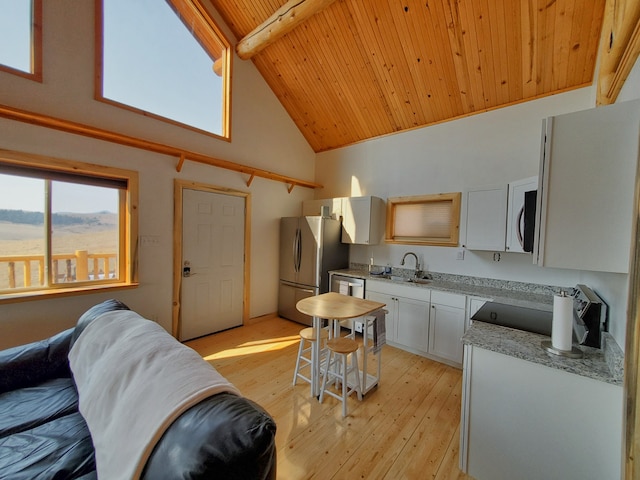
[534,100,640,273]
[505,176,538,253]
[302,198,345,219]
[341,196,385,245]
[463,178,538,253]
[462,185,508,251]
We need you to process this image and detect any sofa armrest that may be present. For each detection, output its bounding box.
[0,328,74,394]
[70,299,130,349]
[142,392,277,480]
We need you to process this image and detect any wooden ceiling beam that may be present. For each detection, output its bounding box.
[236,0,337,60]
[596,0,640,105]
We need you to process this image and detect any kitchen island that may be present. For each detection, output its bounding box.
[460,321,623,480]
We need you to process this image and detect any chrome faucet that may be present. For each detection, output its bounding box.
[401,252,421,278]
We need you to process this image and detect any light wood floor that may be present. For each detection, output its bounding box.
[186,317,473,480]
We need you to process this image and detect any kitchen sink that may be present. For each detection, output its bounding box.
[372,274,430,284]
[372,274,408,281]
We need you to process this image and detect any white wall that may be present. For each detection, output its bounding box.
[0,1,315,348]
[617,56,640,103]
[315,87,632,348]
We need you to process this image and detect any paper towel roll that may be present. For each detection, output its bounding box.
[552,292,573,351]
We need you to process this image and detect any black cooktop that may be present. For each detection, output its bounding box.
[471,302,554,336]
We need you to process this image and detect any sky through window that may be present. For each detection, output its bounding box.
[0,0,33,74]
[102,0,224,135]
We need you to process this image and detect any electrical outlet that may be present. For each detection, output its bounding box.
[456,249,465,260]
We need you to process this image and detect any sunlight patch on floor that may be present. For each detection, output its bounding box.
[202,334,300,360]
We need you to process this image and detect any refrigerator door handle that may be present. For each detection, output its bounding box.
[293,228,301,272]
[292,228,298,272]
[296,228,302,272]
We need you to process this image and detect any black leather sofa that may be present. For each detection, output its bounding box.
[0,299,277,479]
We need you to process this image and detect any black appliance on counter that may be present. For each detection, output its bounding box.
[471,284,608,348]
[571,284,608,348]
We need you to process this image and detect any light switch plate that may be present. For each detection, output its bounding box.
[140,235,161,247]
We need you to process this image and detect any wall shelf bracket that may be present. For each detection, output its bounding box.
[246,173,256,187]
[176,154,186,172]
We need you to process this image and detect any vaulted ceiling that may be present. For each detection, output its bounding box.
[211,0,607,152]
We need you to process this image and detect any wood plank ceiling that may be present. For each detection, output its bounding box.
[211,0,606,152]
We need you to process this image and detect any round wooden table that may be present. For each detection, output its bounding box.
[296,292,386,397]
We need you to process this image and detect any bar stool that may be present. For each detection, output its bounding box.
[319,337,362,417]
[293,327,329,392]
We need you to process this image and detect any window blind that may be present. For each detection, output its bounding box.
[394,201,453,239]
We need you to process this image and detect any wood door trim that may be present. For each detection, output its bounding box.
[172,179,251,338]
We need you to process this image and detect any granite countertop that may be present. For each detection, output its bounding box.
[462,321,624,386]
[331,267,555,310]
[331,266,623,386]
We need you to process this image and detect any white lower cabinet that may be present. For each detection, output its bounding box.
[366,280,430,355]
[461,346,623,479]
[365,289,398,344]
[429,291,466,364]
[366,285,430,355]
[366,280,466,366]
[396,296,430,353]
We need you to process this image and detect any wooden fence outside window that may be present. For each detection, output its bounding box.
[1,250,117,289]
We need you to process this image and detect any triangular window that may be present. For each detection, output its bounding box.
[97,0,230,138]
[0,0,42,81]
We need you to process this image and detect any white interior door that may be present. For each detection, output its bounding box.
[180,188,245,341]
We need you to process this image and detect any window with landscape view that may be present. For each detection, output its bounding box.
[97,0,231,138]
[0,0,42,81]
[0,151,138,299]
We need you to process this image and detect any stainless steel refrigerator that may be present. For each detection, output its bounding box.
[278,216,349,325]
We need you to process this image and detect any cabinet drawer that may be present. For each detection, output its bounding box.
[431,290,466,308]
[366,279,430,301]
